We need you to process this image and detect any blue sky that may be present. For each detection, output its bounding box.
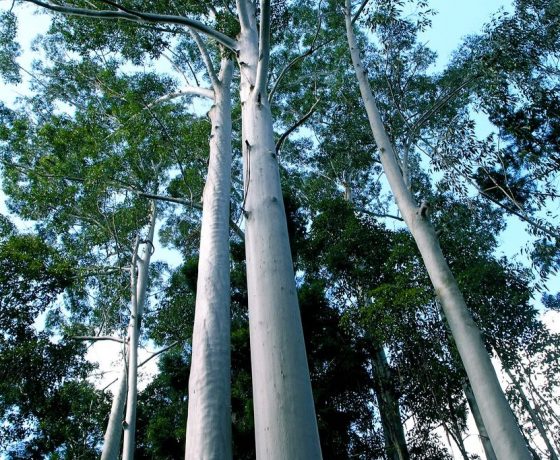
[421,0,513,69]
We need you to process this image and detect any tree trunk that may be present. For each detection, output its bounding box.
[344,3,530,459]
[445,388,470,460]
[442,422,470,460]
[505,368,559,460]
[122,203,157,460]
[185,57,234,460]
[236,2,322,458]
[372,348,410,460]
[101,361,127,460]
[464,381,498,460]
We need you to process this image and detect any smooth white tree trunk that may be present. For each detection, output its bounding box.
[185,58,234,460]
[122,203,157,460]
[344,4,530,459]
[236,2,322,458]
[101,362,127,460]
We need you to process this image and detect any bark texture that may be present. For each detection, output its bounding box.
[185,58,234,460]
[344,3,531,459]
[237,2,322,458]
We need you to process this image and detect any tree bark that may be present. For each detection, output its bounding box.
[236,1,322,458]
[122,203,157,460]
[344,3,530,459]
[101,361,127,460]
[372,347,409,460]
[185,57,234,460]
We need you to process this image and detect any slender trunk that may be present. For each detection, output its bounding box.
[344,4,530,459]
[525,370,560,424]
[505,368,559,460]
[445,388,470,460]
[442,422,470,460]
[372,348,409,460]
[101,361,127,460]
[463,381,498,460]
[185,57,234,460]
[237,2,322,458]
[122,203,157,460]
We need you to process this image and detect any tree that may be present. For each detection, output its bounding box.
[344,1,531,457]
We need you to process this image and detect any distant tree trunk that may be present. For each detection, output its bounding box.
[185,57,234,460]
[372,347,410,460]
[236,1,322,458]
[524,370,560,429]
[101,361,127,460]
[505,368,559,460]
[344,3,531,459]
[444,388,470,460]
[463,381,498,460]
[122,202,157,460]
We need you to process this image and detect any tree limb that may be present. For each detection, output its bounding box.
[254,0,271,100]
[23,0,239,51]
[147,86,214,106]
[73,336,126,344]
[236,0,252,32]
[408,74,481,139]
[276,99,320,154]
[134,191,202,210]
[358,208,404,222]
[189,29,220,90]
[268,11,329,103]
[351,0,370,24]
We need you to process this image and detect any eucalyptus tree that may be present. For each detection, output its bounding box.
[343,1,532,457]
[435,0,560,276]
[10,0,325,456]
[0,46,203,457]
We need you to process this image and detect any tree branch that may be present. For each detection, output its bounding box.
[236,0,252,32]
[276,99,320,154]
[101,341,181,391]
[254,0,271,100]
[351,0,370,24]
[268,12,330,103]
[147,86,214,106]
[23,0,239,51]
[358,208,404,222]
[408,74,481,138]
[72,336,126,344]
[135,191,202,210]
[189,29,220,90]
[138,341,179,367]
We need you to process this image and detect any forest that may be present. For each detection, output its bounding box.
[0,0,559,458]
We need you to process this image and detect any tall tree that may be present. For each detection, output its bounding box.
[343,1,531,457]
